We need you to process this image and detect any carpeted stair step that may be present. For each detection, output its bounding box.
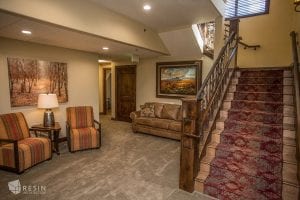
[235,84,283,93]
[230,100,284,113]
[240,70,284,77]
[204,166,282,200]
[226,110,283,125]
[238,77,283,84]
[211,129,296,149]
[233,92,283,102]
[223,120,283,138]
[209,154,282,181]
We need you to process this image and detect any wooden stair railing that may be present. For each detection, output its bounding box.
[290,31,300,199]
[179,20,239,192]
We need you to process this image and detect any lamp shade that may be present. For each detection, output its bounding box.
[37,94,59,109]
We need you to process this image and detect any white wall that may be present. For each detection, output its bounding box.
[0,37,99,137]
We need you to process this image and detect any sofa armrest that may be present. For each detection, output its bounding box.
[130,111,141,120]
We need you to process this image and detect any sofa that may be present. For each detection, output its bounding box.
[130,102,182,140]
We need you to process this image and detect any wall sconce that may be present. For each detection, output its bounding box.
[38,94,59,127]
[295,0,300,12]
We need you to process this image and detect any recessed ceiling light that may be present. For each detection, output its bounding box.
[98,59,110,63]
[143,4,151,10]
[102,47,109,50]
[21,30,32,35]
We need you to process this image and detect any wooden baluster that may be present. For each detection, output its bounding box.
[179,98,201,192]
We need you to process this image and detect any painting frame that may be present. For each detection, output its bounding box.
[156,60,202,99]
[7,57,68,107]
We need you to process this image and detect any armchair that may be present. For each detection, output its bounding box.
[0,112,52,173]
[66,106,101,152]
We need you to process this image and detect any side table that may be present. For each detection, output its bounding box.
[30,122,61,155]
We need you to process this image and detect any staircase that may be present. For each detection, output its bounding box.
[195,69,299,199]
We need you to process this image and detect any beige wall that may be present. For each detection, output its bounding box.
[0,0,168,55]
[238,0,295,68]
[0,37,99,137]
[98,17,224,116]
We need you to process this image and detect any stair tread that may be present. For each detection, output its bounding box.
[227,108,284,115]
[222,119,283,127]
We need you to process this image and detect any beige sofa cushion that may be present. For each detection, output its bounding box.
[135,117,175,130]
[144,102,164,118]
[161,104,181,120]
[169,121,182,132]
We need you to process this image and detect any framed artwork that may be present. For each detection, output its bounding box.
[7,57,68,107]
[156,60,202,99]
[199,21,215,59]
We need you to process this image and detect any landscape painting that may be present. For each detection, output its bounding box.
[7,57,68,107]
[156,61,201,98]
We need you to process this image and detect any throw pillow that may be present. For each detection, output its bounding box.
[140,104,155,118]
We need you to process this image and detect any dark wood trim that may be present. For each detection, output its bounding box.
[58,137,67,143]
[290,31,300,199]
[115,65,136,121]
[102,68,111,115]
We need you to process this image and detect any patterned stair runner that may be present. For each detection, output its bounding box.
[203,70,284,200]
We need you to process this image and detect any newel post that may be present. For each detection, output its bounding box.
[179,97,200,192]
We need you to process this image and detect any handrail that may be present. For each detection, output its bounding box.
[179,25,239,192]
[290,31,300,195]
[197,32,236,100]
[239,40,260,50]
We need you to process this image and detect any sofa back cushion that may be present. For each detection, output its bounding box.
[142,102,182,121]
[161,104,181,120]
[0,112,30,140]
[144,102,164,118]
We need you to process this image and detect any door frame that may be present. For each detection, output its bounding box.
[102,68,111,115]
[115,65,136,121]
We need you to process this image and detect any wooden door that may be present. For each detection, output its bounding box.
[116,65,136,122]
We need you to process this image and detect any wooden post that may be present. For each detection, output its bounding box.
[179,97,200,192]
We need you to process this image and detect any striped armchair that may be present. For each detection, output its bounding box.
[0,113,52,173]
[66,106,101,152]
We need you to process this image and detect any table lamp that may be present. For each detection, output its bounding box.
[37,94,59,127]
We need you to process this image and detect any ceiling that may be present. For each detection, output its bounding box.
[0,0,220,61]
[0,11,163,61]
[89,0,220,32]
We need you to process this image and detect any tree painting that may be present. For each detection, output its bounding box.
[7,57,68,107]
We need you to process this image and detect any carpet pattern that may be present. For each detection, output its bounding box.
[204,70,284,200]
[0,115,216,200]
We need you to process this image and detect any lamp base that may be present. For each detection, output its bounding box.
[43,109,55,127]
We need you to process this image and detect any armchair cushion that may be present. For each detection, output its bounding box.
[69,127,99,152]
[0,137,51,172]
[0,113,30,140]
[67,106,94,129]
